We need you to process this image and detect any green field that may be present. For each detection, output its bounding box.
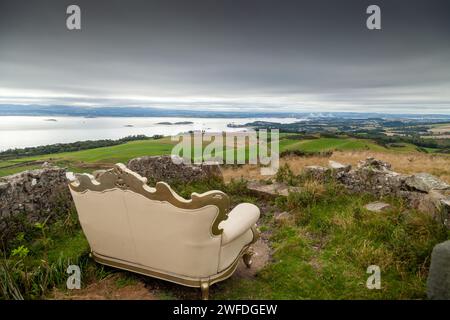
[280,137,386,152]
[0,135,422,177]
[0,138,176,176]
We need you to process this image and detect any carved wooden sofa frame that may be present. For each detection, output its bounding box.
[68,163,260,299]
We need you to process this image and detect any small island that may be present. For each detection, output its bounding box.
[175,121,194,125]
[227,121,280,128]
[157,121,194,125]
[44,119,57,122]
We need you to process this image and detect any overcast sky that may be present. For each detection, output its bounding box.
[0,0,449,114]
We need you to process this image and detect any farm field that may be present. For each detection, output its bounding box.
[280,137,387,152]
[0,138,176,176]
[429,122,450,133]
[0,135,446,178]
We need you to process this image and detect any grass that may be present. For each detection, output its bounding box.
[0,164,42,177]
[0,206,99,299]
[280,137,387,153]
[429,122,450,132]
[20,138,175,163]
[0,138,176,177]
[214,178,448,299]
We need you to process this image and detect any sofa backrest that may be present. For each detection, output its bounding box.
[68,163,230,278]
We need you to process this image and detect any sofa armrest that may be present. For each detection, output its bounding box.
[219,203,260,245]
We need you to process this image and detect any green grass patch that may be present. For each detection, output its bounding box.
[214,180,448,299]
[169,164,445,300]
[0,164,43,177]
[0,208,96,299]
[291,138,386,152]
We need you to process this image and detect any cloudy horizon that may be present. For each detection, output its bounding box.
[1,0,449,114]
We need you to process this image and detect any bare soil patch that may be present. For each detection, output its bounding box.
[51,274,156,300]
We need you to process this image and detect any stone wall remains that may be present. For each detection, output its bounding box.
[305,157,450,228]
[127,155,223,184]
[0,165,71,244]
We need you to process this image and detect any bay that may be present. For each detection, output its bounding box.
[0,116,301,151]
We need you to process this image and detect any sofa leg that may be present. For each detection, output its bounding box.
[243,248,255,268]
[200,281,209,300]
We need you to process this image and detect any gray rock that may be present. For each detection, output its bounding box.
[0,182,10,193]
[304,165,328,174]
[41,161,50,168]
[405,173,450,193]
[0,166,72,242]
[358,157,392,171]
[304,165,330,180]
[364,201,392,212]
[247,181,301,197]
[406,190,447,220]
[328,160,351,172]
[427,240,450,300]
[127,155,222,184]
[441,199,450,229]
[337,163,405,197]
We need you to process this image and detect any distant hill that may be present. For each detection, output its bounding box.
[1,104,450,120]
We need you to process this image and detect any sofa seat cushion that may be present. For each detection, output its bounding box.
[218,228,254,272]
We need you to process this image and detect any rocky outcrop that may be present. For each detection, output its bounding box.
[405,173,450,193]
[427,240,450,300]
[127,155,223,184]
[357,157,392,171]
[0,165,72,244]
[301,157,450,226]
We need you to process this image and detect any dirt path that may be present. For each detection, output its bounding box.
[52,274,157,300]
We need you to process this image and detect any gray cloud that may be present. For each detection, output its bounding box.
[0,0,449,113]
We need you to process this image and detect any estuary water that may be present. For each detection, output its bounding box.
[0,116,301,151]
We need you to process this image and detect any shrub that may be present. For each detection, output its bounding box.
[275,164,298,186]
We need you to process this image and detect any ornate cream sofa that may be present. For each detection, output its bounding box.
[67,163,260,299]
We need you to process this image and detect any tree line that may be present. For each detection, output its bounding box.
[0,135,158,160]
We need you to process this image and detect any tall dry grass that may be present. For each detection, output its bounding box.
[221,151,450,183]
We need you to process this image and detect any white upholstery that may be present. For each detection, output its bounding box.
[123,191,222,278]
[219,229,254,271]
[69,169,260,284]
[219,203,260,245]
[71,189,138,263]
